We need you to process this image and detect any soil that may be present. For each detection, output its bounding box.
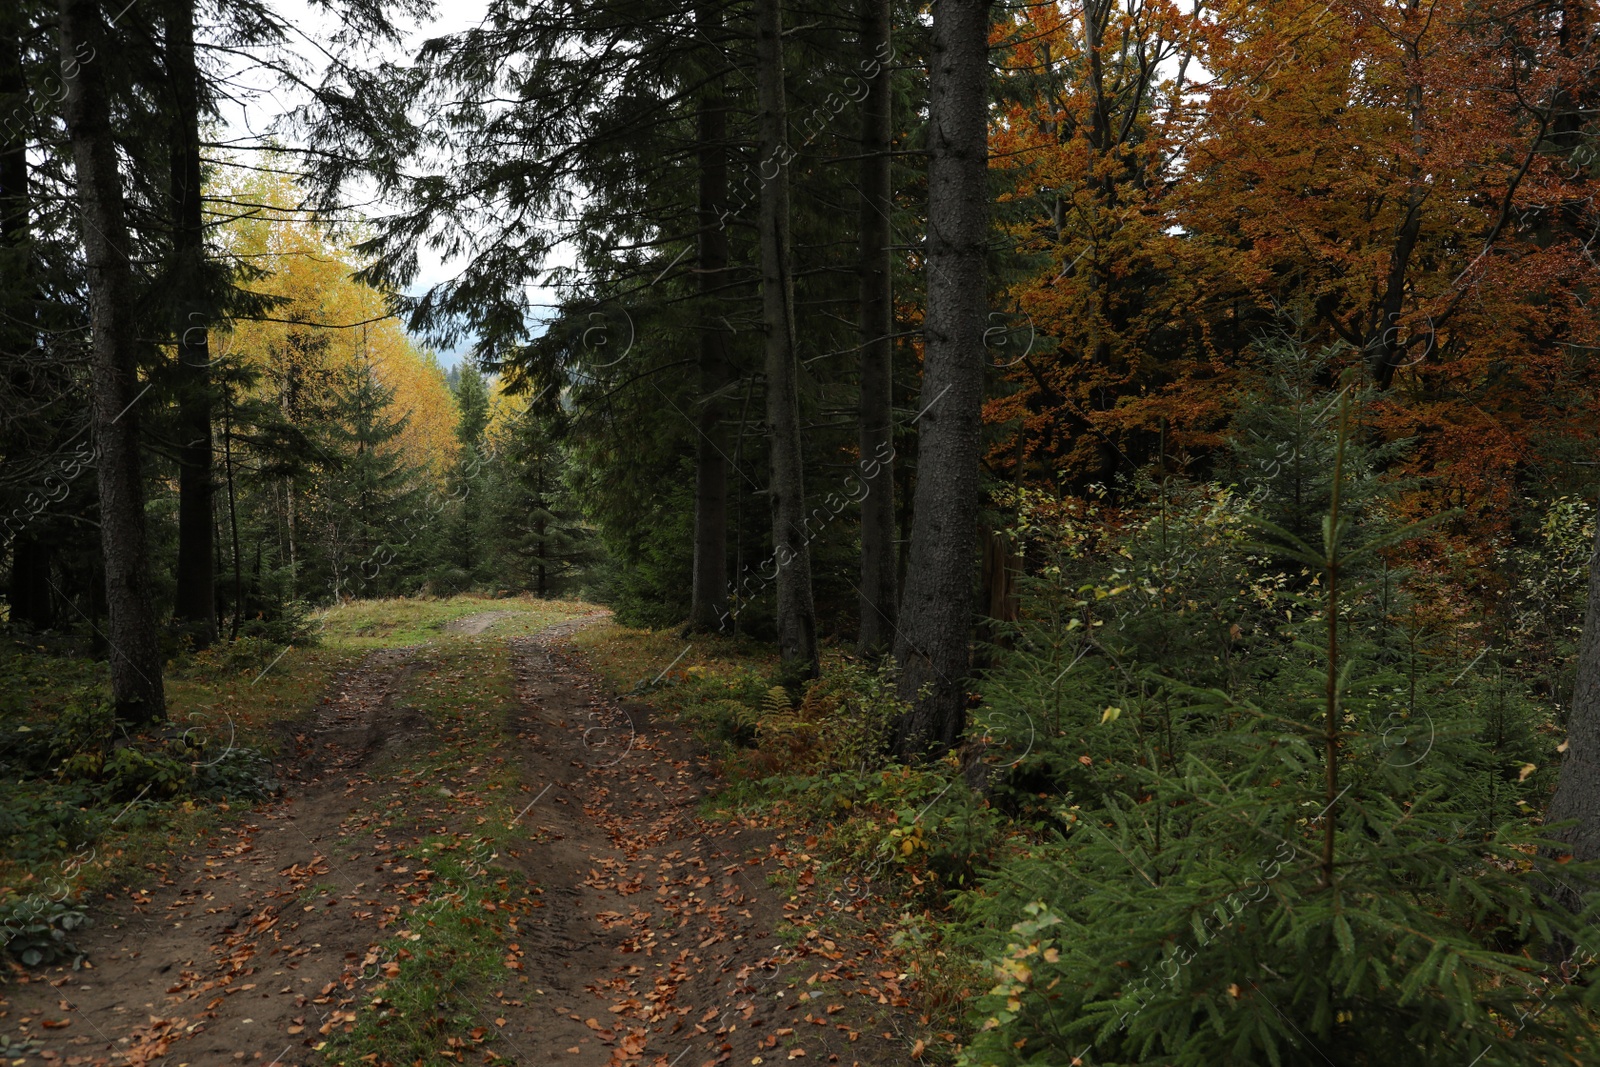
[0,618,918,1067]
[441,612,523,636]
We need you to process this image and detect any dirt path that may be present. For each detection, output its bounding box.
[442,612,523,636]
[1,620,915,1066]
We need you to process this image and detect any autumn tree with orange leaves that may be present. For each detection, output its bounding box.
[988,0,1600,529]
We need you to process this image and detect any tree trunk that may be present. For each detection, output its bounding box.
[976,524,1020,654]
[690,0,730,632]
[890,0,989,758]
[59,0,165,722]
[224,387,242,638]
[166,0,216,645]
[1545,511,1600,910]
[754,0,819,676]
[856,0,897,654]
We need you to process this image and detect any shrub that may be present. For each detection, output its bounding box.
[957,375,1600,1065]
[0,899,91,969]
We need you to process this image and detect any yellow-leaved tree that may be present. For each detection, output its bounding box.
[212,162,459,482]
[206,158,461,604]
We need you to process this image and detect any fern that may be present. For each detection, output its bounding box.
[761,686,793,719]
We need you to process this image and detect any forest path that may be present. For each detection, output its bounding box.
[2,614,914,1066]
[442,611,523,636]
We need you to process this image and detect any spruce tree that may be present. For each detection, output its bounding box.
[59,0,166,722]
[495,405,595,597]
[317,355,422,598]
[892,0,991,755]
[446,363,493,584]
[962,375,1600,1066]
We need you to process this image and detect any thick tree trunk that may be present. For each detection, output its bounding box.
[166,0,216,645]
[890,0,989,757]
[856,0,897,654]
[59,0,166,723]
[690,0,730,632]
[754,0,819,676]
[1545,513,1600,909]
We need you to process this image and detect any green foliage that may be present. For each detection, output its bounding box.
[489,404,600,597]
[1498,494,1597,718]
[318,354,428,598]
[1225,340,1410,552]
[443,365,494,585]
[0,899,91,969]
[0,781,100,863]
[582,453,698,628]
[47,690,116,762]
[795,661,904,774]
[98,746,191,799]
[958,374,1600,1064]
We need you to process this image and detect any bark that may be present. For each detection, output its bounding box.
[166,0,217,644]
[223,390,242,639]
[1544,513,1600,911]
[59,0,166,723]
[891,0,989,758]
[976,525,1020,651]
[690,0,730,632]
[1363,16,1428,389]
[856,0,897,654]
[754,0,819,676]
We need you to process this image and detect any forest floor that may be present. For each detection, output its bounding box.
[0,608,920,1066]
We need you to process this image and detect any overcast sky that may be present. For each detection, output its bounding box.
[210,0,499,367]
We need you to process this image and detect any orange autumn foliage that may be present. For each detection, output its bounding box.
[989,0,1600,542]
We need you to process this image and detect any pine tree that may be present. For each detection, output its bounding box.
[962,377,1600,1066]
[495,405,596,597]
[317,355,422,598]
[446,363,492,583]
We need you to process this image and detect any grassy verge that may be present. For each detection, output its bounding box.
[567,622,780,702]
[314,593,599,649]
[567,621,992,1057]
[0,636,352,967]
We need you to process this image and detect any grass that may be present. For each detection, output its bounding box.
[0,595,591,974]
[0,637,351,922]
[318,636,548,1065]
[314,593,600,649]
[568,620,779,703]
